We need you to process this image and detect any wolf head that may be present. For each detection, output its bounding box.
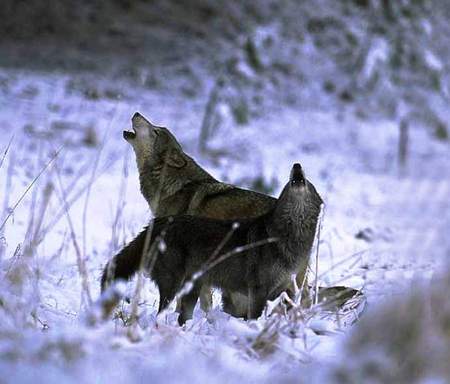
[275,163,323,221]
[123,113,215,212]
[270,163,323,260]
[282,163,311,200]
[124,112,188,173]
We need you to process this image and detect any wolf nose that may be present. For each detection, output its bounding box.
[290,163,305,184]
[132,112,142,121]
[132,112,152,129]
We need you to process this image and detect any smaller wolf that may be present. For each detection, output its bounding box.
[101,163,322,325]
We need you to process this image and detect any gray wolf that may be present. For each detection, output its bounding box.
[101,163,322,325]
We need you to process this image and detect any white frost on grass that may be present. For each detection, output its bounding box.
[0,64,448,383]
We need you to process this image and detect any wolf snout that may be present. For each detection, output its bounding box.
[290,163,305,185]
[132,112,146,127]
[132,112,155,132]
[132,112,142,120]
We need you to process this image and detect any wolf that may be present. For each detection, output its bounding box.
[101,163,322,325]
[123,113,318,316]
[124,112,275,221]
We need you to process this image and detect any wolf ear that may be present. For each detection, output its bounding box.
[166,149,187,168]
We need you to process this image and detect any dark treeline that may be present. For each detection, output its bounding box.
[0,0,448,137]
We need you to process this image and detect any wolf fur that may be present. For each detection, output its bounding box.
[102,164,322,325]
[122,113,316,316]
[125,112,275,219]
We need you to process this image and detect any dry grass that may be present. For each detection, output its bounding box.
[332,268,450,383]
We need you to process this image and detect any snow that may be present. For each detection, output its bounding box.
[1,3,450,381]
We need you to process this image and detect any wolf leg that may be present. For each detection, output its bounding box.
[247,286,267,320]
[222,291,248,318]
[175,284,212,313]
[175,291,185,314]
[178,284,201,325]
[157,271,184,314]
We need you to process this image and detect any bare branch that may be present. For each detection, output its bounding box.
[0,147,63,231]
[0,134,14,171]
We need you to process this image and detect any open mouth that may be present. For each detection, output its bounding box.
[123,129,136,140]
[290,163,306,186]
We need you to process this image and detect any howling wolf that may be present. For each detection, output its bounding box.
[101,164,322,324]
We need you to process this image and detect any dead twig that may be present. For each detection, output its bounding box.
[54,162,92,306]
[313,204,325,305]
[0,134,14,171]
[0,147,62,232]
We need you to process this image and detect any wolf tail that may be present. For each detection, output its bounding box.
[100,227,151,293]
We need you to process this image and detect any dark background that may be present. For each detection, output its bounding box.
[1,0,449,140]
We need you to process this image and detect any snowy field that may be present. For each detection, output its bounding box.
[1,5,450,379]
[0,66,448,383]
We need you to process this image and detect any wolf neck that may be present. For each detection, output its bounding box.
[138,155,216,214]
[269,188,321,266]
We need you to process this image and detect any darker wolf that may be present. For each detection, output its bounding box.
[101,163,322,325]
[122,112,307,316]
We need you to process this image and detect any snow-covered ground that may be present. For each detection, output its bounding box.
[0,58,449,383]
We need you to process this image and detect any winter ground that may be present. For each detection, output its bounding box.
[0,63,449,383]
